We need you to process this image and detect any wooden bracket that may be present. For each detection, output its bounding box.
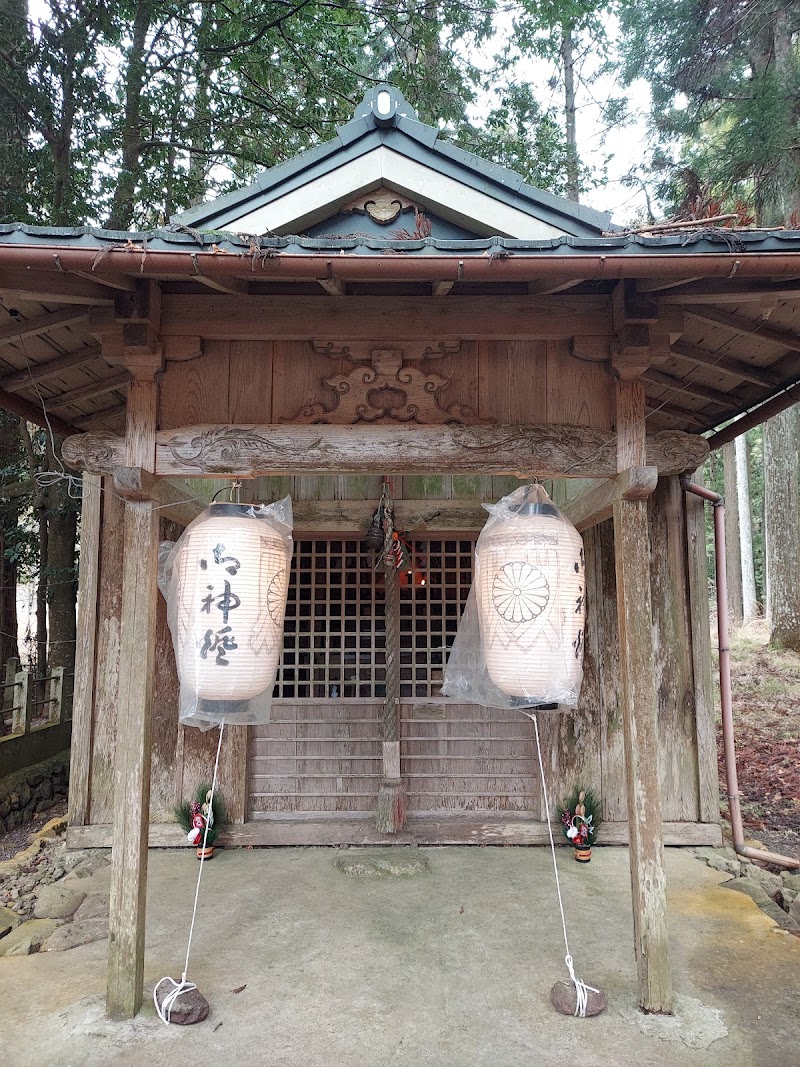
[612,280,662,380]
[561,466,658,532]
[162,336,203,362]
[111,466,203,527]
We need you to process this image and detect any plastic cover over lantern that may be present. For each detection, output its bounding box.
[161,498,293,729]
[442,484,585,709]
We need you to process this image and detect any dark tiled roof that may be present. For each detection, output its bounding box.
[3,222,800,256]
[170,84,616,238]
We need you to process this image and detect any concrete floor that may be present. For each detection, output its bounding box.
[1,845,798,1067]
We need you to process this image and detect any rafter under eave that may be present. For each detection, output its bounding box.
[0,306,89,344]
[0,345,103,392]
[687,304,800,353]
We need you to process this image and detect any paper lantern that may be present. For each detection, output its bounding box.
[168,503,292,718]
[475,486,585,705]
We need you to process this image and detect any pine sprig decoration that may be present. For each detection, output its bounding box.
[558,786,601,847]
[175,782,226,847]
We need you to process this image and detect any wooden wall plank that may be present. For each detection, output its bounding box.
[148,518,181,822]
[478,340,547,423]
[88,480,124,824]
[546,340,614,429]
[229,339,273,422]
[590,521,627,822]
[649,476,700,821]
[68,472,102,827]
[685,467,721,823]
[159,340,230,429]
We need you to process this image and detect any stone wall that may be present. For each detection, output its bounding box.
[0,750,70,836]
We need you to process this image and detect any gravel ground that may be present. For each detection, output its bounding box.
[0,798,67,864]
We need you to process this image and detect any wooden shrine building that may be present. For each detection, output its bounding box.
[2,85,800,1018]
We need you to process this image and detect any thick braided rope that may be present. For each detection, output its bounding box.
[381,499,399,743]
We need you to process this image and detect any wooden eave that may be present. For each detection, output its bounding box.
[1,239,800,444]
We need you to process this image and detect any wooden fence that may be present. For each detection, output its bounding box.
[0,658,68,737]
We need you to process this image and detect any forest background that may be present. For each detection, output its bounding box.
[0,0,798,718]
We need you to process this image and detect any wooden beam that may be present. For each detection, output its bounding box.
[0,268,116,305]
[61,423,710,479]
[705,380,800,450]
[112,466,203,527]
[193,274,250,296]
[160,294,614,340]
[645,400,707,427]
[644,368,741,408]
[613,278,660,324]
[74,405,128,431]
[106,360,159,1020]
[0,306,88,344]
[528,277,586,295]
[0,345,103,392]
[45,371,130,411]
[67,818,725,850]
[613,378,672,1014]
[68,472,101,828]
[660,279,800,303]
[687,304,800,352]
[669,340,782,388]
[287,498,490,531]
[637,276,704,294]
[68,270,137,292]
[318,277,346,296]
[0,382,74,437]
[561,466,658,532]
[431,280,455,297]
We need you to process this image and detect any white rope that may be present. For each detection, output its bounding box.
[529,711,599,1018]
[154,720,226,1024]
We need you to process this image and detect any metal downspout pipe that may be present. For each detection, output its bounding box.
[680,475,799,870]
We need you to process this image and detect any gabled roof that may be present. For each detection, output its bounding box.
[173,85,615,240]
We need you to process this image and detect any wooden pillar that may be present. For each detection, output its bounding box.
[612,377,673,1014]
[106,330,163,1018]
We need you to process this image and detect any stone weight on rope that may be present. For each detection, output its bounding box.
[154,980,210,1024]
[550,980,607,1018]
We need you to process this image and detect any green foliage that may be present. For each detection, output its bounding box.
[618,0,800,223]
[455,84,573,192]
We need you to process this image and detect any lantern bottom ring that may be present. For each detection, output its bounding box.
[196,697,249,718]
[508,698,559,711]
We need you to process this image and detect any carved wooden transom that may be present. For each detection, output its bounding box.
[340,187,418,226]
[288,344,482,425]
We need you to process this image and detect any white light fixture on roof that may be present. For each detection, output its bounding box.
[371,85,399,126]
[376,89,392,117]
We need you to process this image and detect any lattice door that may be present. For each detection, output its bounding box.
[248,535,538,821]
[399,538,538,815]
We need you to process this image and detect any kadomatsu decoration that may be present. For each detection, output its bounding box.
[163,498,293,729]
[175,782,226,860]
[560,788,601,863]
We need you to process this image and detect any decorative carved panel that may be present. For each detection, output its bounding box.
[289,344,482,425]
[340,187,418,225]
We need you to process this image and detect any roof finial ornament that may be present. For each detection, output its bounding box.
[353,84,417,127]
